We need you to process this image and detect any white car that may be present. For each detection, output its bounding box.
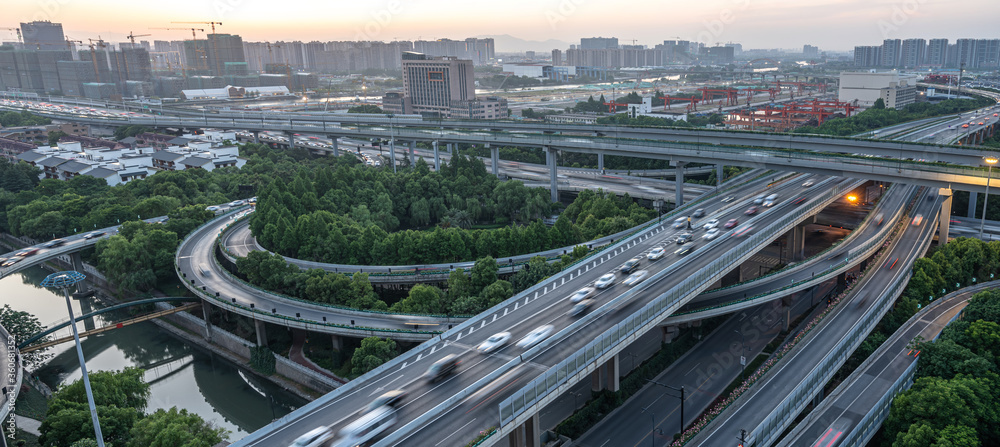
[517,325,554,349]
[594,273,616,289]
[672,216,687,229]
[290,426,335,447]
[477,332,512,354]
[647,247,666,260]
[703,218,720,230]
[623,270,649,287]
[703,228,721,240]
[229,200,246,207]
[568,287,595,303]
[802,179,815,187]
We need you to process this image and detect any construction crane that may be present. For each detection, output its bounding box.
[65,38,83,62]
[87,38,107,82]
[172,22,222,75]
[126,32,151,45]
[150,27,206,71]
[2,28,23,44]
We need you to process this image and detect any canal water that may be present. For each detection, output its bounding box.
[3,265,305,440]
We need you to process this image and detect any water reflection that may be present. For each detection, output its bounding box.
[4,266,304,438]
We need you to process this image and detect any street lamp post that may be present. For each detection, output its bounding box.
[647,380,685,436]
[41,271,105,447]
[980,156,998,239]
[386,113,396,173]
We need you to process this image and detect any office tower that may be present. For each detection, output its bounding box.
[401,52,474,116]
[803,45,819,57]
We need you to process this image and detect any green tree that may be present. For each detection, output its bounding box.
[47,130,67,146]
[351,337,398,376]
[347,104,384,114]
[39,404,141,447]
[51,367,150,411]
[127,408,229,447]
[470,256,499,293]
[391,284,447,314]
[0,304,51,368]
[872,97,886,109]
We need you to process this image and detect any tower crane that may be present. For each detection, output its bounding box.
[87,38,107,82]
[126,32,151,45]
[150,27,206,71]
[65,38,83,61]
[172,22,223,75]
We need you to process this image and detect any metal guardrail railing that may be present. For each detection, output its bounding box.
[0,321,24,425]
[489,180,857,439]
[744,202,937,447]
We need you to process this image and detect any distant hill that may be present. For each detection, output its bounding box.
[476,34,571,53]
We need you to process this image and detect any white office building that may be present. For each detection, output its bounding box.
[838,71,918,109]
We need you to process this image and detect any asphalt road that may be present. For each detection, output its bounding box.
[689,190,940,446]
[777,281,982,447]
[238,174,844,446]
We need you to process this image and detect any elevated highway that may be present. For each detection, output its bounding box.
[233,175,864,446]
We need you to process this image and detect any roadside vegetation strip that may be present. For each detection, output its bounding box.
[668,198,919,446]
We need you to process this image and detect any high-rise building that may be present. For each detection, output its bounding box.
[206,34,245,76]
[926,39,948,67]
[552,49,562,66]
[704,46,735,64]
[412,38,493,65]
[900,38,926,67]
[19,21,65,51]
[974,39,1000,68]
[580,37,618,50]
[725,43,743,55]
[881,39,902,67]
[853,46,881,67]
[803,45,819,57]
[955,39,977,68]
[401,52,474,116]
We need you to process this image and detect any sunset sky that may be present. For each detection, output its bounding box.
[6,0,999,51]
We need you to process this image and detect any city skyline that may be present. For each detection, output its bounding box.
[6,0,1000,52]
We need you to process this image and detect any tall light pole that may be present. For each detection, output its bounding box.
[386,113,396,173]
[647,380,685,437]
[981,156,998,239]
[41,271,105,447]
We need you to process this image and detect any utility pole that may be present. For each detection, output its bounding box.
[738,429,747,447]
[647,380,685,436]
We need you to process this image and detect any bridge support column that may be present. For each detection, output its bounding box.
[408,141,416,167]
[285,131,295,149]
[489,144,499,177]
[717,164,724,186]
[598,152,605,173]
[329,136,339,156]
[674,161,687,207]
[591,354,620,392]
[331,334,342,351]
[507,412,540,447]
[432,141,440,171]
[254,319,268,347]
[781,296,794,332]
[446,142,453,154]
[69,252,89,295]
[661,325,679,344]
[389,139,397,173]
[939,188,953,243]
[546,147,559,203]
[969,192,979,218]
[792,225,807,261]
[251,131,259,144]
[201,300,214,341]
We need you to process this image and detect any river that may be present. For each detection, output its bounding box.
[3,265,306,440]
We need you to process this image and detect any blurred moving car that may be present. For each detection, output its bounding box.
[517,325,555,349]
[647,247,666,260]
[424,354,460,382]
[477,332,512,354]
[595,273,616,289]
[623,270,649,286]
[568,287,595,303]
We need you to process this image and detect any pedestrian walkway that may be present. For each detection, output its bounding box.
[15,415,41,436]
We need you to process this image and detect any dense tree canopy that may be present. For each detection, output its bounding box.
[127,408,229,447]
[0,304,50,368]
[352,337,397,376]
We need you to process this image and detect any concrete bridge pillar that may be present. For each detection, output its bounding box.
[201,300,214,341]
[446,142,453,154]
[388,138,397,173]
[969,192,979,218]
[661,325,680,344]
[69,252,89,295]
[591,354,620,392]
[717,164,724,186]
[598,152,605,172]
[507,412,540,447]
[939,188,953,243]
[408,140,416,167]
[285,131,296,149]
[674,161,687,207]
[254,319,268,347]
[328,136,339,156]
[489,144,499,177]
[432,141,441,171]
[251,130,260,144]
[546,146,559,203]
[781,296,794,332]
[331,334,342,351]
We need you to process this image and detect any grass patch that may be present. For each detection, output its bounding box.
[11,428,42,447]
[14,385,48,420]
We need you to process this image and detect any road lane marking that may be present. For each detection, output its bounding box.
[435,418,477,446]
